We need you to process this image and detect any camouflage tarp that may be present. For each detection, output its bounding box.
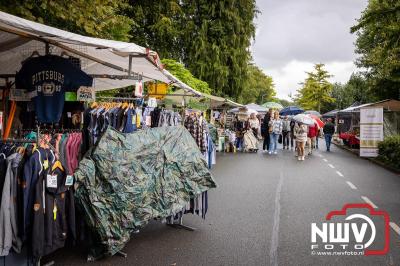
[74,126,216,260]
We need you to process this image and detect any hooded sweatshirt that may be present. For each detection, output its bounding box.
[0,153,23,256]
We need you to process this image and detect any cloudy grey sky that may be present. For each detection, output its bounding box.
[251,0,368,99]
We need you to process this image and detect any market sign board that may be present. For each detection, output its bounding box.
[77,86,95,102]
[360,107,383,157]
[148,82,168,99]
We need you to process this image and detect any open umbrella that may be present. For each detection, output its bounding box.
[280,106,304,116]
[292,114,315,125]
[261,102,284,110]
[304,110,321,117]
[307,114,324,128]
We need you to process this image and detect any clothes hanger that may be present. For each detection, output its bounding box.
[51,160,64,172]
[17,146,25,155]
[91,102,98,109]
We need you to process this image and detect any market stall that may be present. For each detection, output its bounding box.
[336,99,400,150]
[229,103,267,115]
[0,11,216,266]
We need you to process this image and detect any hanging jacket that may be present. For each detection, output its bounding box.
[123,108,136,133]
[32,166,75,259]
[22,148,55,239]
[0,153,23,256]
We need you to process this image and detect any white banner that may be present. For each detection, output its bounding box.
[360,107,383,157]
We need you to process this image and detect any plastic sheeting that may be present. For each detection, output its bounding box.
[74,126,216,259]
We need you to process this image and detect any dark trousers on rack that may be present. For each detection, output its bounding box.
[263,133,270,151]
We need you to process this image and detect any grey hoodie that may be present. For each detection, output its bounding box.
[0,153,22,256]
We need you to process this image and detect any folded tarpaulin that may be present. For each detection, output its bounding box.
[74,125,217,260]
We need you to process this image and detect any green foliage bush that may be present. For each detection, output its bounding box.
[378,135,400,169]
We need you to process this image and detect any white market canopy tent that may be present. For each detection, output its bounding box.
[200,93,243,108]
[338,100,400,114]
[164,89,242,108]
[0,11,200,94]
[228,103,267,114]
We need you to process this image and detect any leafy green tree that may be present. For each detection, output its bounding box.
[275,98,293,108]
[294,64,335,113]
[344,73,375,104]
[238,64,275,104]
[0,0,133,41]
[2,0,259,100]
[321,73,376,113]
[128,0,258,99]
[351,0,400,100]
[162,59,211,94]
[128,0,183,59]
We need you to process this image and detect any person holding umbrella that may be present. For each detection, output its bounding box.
[292,113,314,160]
[307,114,324,150]
[295,122,308,161]
[307,122,319,155]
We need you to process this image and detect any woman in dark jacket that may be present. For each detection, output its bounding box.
[261,110,271,152]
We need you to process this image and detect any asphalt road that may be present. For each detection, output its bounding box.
[46,140,400,266]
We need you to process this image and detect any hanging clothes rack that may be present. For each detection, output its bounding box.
[96,96,140,102]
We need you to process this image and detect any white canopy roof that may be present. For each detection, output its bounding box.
[229,103,267,114]
[0,11,198,93]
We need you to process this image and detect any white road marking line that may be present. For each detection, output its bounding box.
[346,181,357,190]
[323,158,328,162]
[270,172,283,266]
[336,171,344,177]
[328,164,335,169]
[390,222,400,236]
[361,196,378,209]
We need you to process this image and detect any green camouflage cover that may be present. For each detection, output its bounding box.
[74,126,216,260]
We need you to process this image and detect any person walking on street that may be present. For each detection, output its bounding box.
[261,110,272,153]
[295,123,308,161]
[290,119,296,150]
[268,111,283,155]
[307,123,318,155]
[282,116,291,149]
[323,118,335,152]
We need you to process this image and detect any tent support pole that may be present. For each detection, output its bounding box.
[45,42,50,55]
[116,251,127,258]
[128,55,132,76]
[167,216,196,231]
